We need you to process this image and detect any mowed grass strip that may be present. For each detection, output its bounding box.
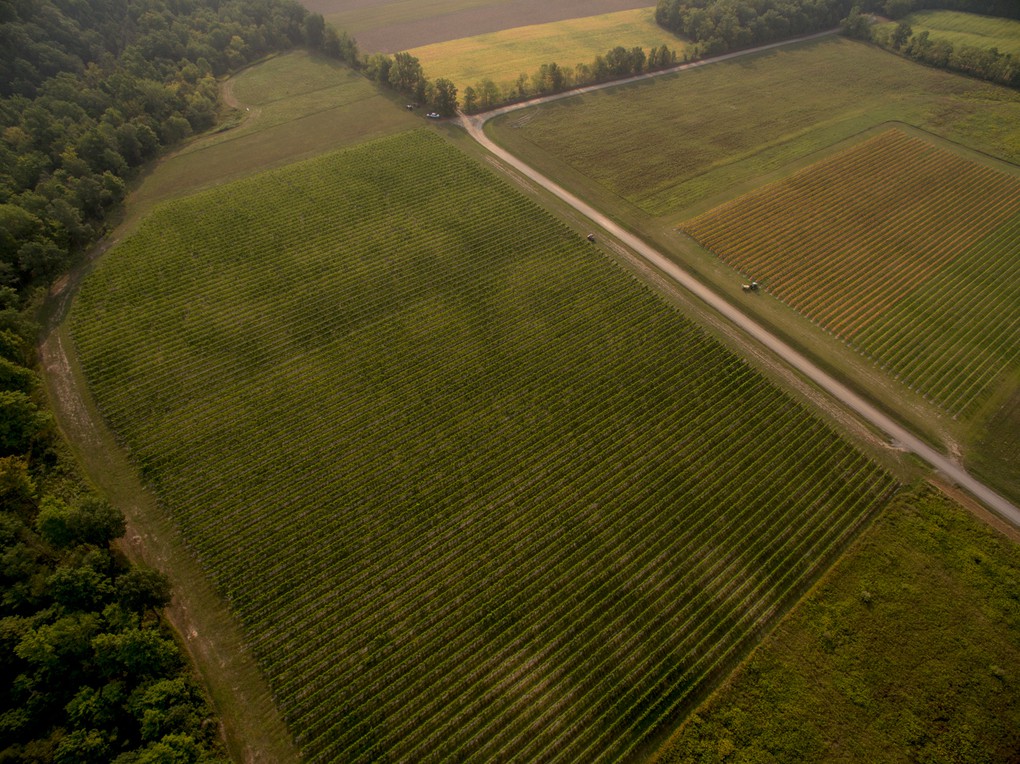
[877,10,1020,57]
[492,37,1020,215]
[70,130,897,762]
[408,7,682,90]
[682,129,1020,418]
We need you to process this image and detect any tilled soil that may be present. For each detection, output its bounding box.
[304,0,654,52]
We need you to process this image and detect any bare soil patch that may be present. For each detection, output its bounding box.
[309,0,654,53]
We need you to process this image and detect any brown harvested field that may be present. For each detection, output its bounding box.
[681,129,1020,339]
[681,128,1020,418]
[304,0,654,52]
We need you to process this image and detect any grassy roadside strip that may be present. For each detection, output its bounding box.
[38,271,299,763]
[653,484,1020,763]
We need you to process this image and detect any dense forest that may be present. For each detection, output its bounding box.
[0,295,230,762]
[0,0,357,306]
[654,0,1020,57]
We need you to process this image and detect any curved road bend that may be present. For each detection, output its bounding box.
[458,106,1020,531]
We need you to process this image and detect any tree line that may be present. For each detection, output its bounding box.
[864,16,1020,86]
[457,44,680,114]
[0,295,229,762]
[654,0,1020,59]
[654,0,855,56]
[841,0,1020,89]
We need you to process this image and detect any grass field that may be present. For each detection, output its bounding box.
[681,129,1020,419]
[653,486,1020,762]
[876,10,1020,56]
[409,7,681,91]
[127,51,417,217]
[490,37,1020,217]
[309,0,653,52]
[70,130,897,762]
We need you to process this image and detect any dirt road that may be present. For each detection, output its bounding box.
[457,43,1020,530]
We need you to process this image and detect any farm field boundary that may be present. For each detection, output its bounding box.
[408,7,682,92]
[481,35,1020,507]
[653,485,1020,762]
[488,36,1020,218]
[875,10,1020,57]
[125,50,418,224]
[310,0,654,53]
[68,128,899,762]
[462,107,1020,529]
[681,128,1020,420]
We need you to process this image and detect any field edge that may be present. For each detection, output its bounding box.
[37,256,300,764]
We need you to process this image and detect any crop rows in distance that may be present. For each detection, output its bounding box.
[681,129,1020,419]
[70,129,898,762]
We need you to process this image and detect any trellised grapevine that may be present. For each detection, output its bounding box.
[71,129,897,762]
[681,129,1020,418]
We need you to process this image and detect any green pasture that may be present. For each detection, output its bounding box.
[654,486,1020,763]
[409,7,681,91]
[877,10,1020,56]
[490,37,1020,217]
[70,130,896,762]
[128,51,417,218]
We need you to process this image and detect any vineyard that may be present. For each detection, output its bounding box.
[681,129,1020,418]
[70,130,897,761]
[491,37,1020,215]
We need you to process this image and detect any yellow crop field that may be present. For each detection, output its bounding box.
[409,7,683,90]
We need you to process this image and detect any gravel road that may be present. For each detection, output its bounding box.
[457,41,1020,529]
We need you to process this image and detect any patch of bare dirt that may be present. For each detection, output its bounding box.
[310,0,655,53]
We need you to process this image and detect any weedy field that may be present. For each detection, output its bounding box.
[491,37,1020,217]
[408,7,682,91]
[875,10,1020,56]
[70,130,896,762]
[654,486,1020,762]
[681,129,1020,419]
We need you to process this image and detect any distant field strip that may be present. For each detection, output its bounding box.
[880,10,1020,56]
[71,130,896,761]
[682,129,1020,417]
[409,7,680,90]
[494,37,1020,215]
